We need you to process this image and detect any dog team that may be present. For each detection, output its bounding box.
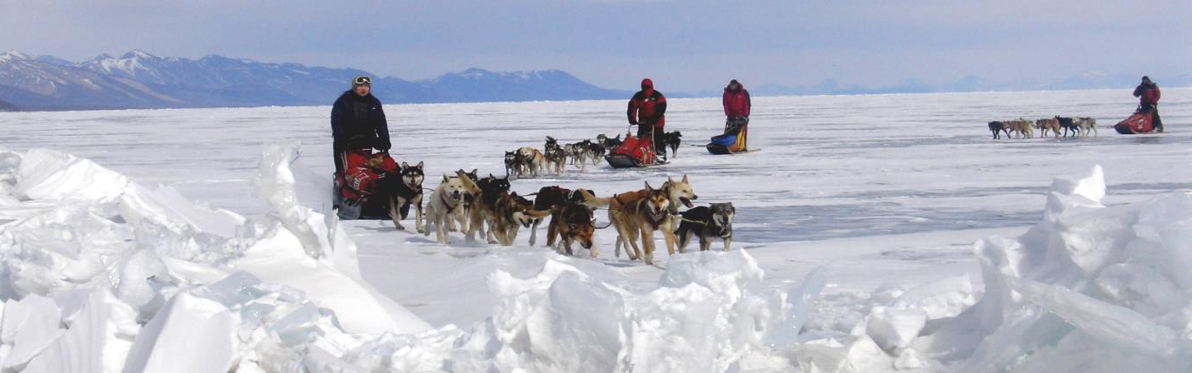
[375,163,733,265]
[504,132,682,178]
[987,116,1097,139]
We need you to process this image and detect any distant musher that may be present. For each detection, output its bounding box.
[627,78,668,162]
[722,79,752,151]
[1132,76,1162,132]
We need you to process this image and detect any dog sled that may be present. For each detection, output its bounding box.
[1115,109,1156,134]
[706,118,751,154]
[334,150,401,220]
[605,131,658,168]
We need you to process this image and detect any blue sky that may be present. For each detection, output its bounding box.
[2,0,1189,91]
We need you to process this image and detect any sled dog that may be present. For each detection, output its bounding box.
[600,175,697,265]
[547,199,597,256]
[488,191,551,246]
[529,186,596,246]
[1034,118,1061,138]
[988,121,1009,139]
[504,150,527,180]
[465,174,513,243]
[383,161,424,232]
[660,131,683,158]
[1004,119,1033,139]
[424,170,481,244]
[1074,117,1098,137]
[675,202,735,252]
[517,147,545,177]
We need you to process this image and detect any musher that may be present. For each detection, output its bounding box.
[722,79,751,151]
[627,78,669,162]
[1133,76,1163,132]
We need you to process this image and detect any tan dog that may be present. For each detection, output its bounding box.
[610,182,674,265]
[1035,118,1061,138]
[600,175,698,265]
[1005,119,1034,139]
[517,147,545,177]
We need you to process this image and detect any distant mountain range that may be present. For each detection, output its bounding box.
[0,50,1187,112]
[0,50,628,111]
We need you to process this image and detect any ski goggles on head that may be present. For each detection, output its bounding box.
[353,76,372,86]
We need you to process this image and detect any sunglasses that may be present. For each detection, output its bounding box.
[354,76,372,85]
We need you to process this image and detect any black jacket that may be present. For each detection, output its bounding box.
[331,91,391,151]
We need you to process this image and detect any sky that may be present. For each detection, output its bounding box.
[1,0,1189,92]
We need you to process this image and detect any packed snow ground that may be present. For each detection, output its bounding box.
[0,88,1189,371]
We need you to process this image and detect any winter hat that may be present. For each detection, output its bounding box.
[352,75,372,87]
[1142,76,1151,82]
[730,79,740,85]
[641,78,654,90]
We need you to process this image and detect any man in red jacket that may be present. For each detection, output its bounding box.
[627,78,668,161]
[722,79,752,151]
[1133,76,1163,132]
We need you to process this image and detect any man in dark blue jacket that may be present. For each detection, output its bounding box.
[331,75,391,174]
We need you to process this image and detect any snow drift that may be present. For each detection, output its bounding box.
[0,143,428,372]
[927,165,1192,372]
[1,142,1190,372]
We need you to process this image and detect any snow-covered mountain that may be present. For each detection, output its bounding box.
[0,51,183,110]
[0,50,626,111]
[422,68,626,102]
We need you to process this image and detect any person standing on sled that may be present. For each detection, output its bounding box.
[627,78,668,162]
[722,79,751,151]
[331,76,393,217]
[1133,76,1163,132]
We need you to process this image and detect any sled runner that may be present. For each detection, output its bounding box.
[1115,110,1156,134]
[334,150,399,220]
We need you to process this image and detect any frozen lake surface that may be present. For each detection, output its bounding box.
[1,88,1189,371]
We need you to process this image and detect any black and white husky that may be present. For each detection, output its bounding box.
[382,161,424,232]
[675,202,734,252]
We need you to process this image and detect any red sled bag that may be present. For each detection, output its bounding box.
[1115,111,1154,134]
[605,135,655,168]
[339,150,398,201]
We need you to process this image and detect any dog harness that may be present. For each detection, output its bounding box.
[679,215,731,238]
[440,192,458,211]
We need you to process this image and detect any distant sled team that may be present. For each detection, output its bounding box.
[988,116,1096,139]
[988,76,1166,138]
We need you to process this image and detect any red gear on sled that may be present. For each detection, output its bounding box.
[605,133,656,167]
[1115,111,1155,134]
[337,150,398,201]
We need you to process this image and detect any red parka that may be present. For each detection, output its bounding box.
[723,83,751,118]
[627,78,667,127]
[1134,81,1161,106]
